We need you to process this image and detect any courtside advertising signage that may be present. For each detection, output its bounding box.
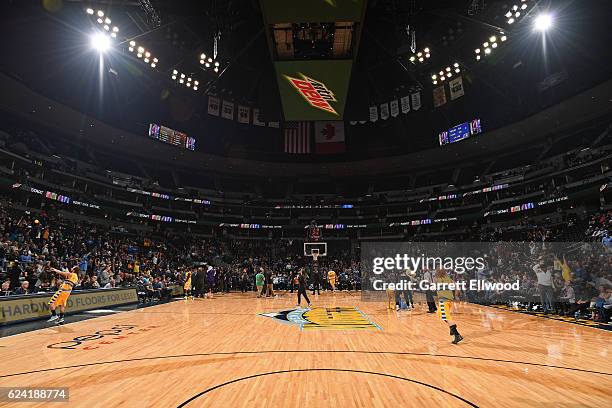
[276,60,352,121]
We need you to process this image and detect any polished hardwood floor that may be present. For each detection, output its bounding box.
[0,291,610,407]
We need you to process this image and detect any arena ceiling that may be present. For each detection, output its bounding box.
[0,0,611,161]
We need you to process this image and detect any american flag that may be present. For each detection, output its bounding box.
[284,121,311,154]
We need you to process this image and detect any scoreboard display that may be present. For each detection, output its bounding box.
[439,119,482,146]
[148,124,196,151]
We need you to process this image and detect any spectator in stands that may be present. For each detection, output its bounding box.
[595,286,612,322]
[14,280,30,295]
[1,280,13,296]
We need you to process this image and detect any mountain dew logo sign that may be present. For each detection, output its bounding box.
[284,73,339,115]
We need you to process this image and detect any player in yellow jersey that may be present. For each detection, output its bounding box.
[327,270,337,292]
[47,265,80,324]
[184,270,193,299]
[435,269,463,344]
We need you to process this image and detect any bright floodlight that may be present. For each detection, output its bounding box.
[534,14,553,31]
[90,33,110,53]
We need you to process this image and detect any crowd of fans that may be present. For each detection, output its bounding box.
[1,204,610,323]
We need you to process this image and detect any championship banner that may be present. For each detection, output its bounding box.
[207,96,220,116]
[369,105,378,122]
[411,92,421,111]
[400,95,411,114]
[268,121,280,128]
[390,99,399,117]
[237,105,250,124]
[221,100,234,120]
[449,76,465,100]
[433,86,447,108]
[0,288,139,324]
[380,102,389,120]
[253,109,266,126]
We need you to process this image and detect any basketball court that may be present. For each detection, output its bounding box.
[1,293,610,407]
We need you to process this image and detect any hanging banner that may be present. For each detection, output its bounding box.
[349,121,357,125]
[433,86,447,108]
[411,92,421,111]
[400,95,411,114]
[380,102,389,120]
[449,76,465,100]
[237,105,250,124]
[268,121,280,128]
[221,100,234,120]
[253,109,266,126]
[358,120,367,124]
[390,99,399,117]
[207,96,220,116]
[369,106,378,122]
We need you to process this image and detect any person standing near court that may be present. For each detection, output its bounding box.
[296,268,312,308]
[255,268,265,298]
[311,266,321,295]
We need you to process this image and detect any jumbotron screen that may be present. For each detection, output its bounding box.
[438,119,482,146]
[148,123,196,151]
[275,60,353,121]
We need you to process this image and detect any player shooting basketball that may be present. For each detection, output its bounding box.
[47,265,80,324]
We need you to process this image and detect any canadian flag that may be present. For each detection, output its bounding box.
[315,121,345,154]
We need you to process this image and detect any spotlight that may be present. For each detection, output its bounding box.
[193,86,198,90]
[153,57,158,63]
[214,67,218,72]
[97,18,103,24]
[128,47,134,52]
[489,36,496,43]
[103,25,109,31]
[179,79,184,84]
[455,68,460,73]
[409,56,416,62]
[97,10,104,17]
[515,12,521,18]
[194,80,199,85]
[512,5,518,11]
[446,72,452,78]
[440,75,445,81]
[205,62,210,67]
[104,17,111,24]
[151,63,156,68]
[137,53,142,58]
[137,46,144,53]
[214,61,219,67]
[521,3,527,10]
[446,67,451,72]
[130,41,136,46]
[424,47,430,53]
[186,82,191,87]
[508,18,515,24]
[492,42,498,48]
[90,33,110,53]
[475,48,480,54]
[110,33,116,38]
[173,69,178,75]
[432,74,437,80]
[476,55,481,60]
[453,62,459,68]
[418,57,424,62]
[187,77,191,81]
[144,58,149,63]
[433,81,438,85]
[417,52,422,57]
[207,57,212,62]
[484,48,491,54]
[534,13,553,31]
[112,26,119,32]
[483,42,489,47]
[200,60,204,64]
[425,53,430,58]
[201,53,206,59]
[86,8,94,15]
[172,75,177,80]
[501,35,507,42]
[145,51,150,57]
[505,11,512,18]
[180,73,185,78]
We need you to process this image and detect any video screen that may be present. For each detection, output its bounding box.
[275,60,353,121]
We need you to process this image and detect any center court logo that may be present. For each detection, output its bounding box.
[284,73,338,115]
[259,307,380,331]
